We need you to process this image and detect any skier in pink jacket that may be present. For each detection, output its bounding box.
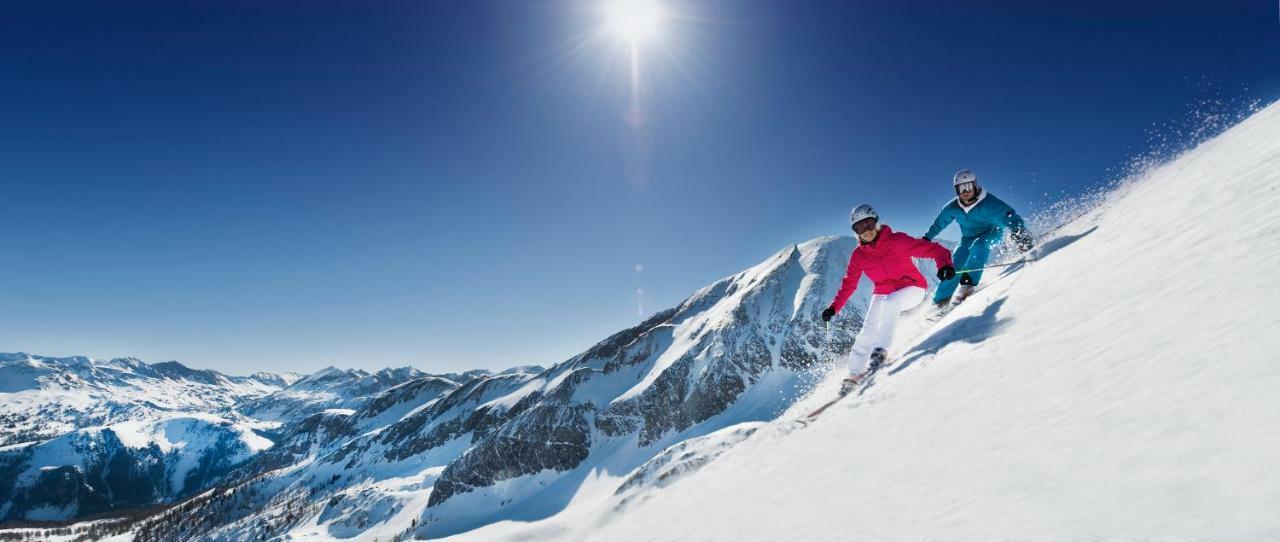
[821,204,956,395]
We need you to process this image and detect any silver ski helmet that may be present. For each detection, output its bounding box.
[953,169,979,196]
[849,203,878,224]
[849,204,879,242]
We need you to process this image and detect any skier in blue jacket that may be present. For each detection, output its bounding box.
[923,169,1035,310]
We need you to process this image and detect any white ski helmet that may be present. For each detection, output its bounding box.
[953,169,977,186]
[849,204,878,226]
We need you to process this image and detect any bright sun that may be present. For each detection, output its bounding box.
[605,0,664,44]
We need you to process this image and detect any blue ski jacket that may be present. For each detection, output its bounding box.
[922,190,1028,242]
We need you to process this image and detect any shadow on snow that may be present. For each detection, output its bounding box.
[888,296,1015,377]
[997,225,1099,278]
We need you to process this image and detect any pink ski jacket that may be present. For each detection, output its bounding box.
[830,225,953,313]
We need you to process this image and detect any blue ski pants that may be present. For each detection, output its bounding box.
[932,232,1002,304]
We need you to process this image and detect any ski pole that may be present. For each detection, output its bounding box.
[821,320,830,361]
[955,257,1039,274]
[952,207,1091,274]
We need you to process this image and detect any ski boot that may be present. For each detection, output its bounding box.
[951,284,976,306]
[838,377,859,396]
[839,348,888,396]
[929,298,953,321]
[869,347,888,372]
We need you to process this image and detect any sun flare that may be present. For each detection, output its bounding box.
[604,0,663,44]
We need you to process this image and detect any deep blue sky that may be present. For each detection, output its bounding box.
[3,0,1277,376]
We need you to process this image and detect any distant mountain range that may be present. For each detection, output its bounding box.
[0,352,548,525]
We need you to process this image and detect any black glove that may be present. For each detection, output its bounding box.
[960,272,974,286]
[1012,229,1035,253]
[821,306,836,322]
[937,265,956,281]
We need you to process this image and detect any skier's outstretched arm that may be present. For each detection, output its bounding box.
[905,234,954,271]
[922,207,954,241]
[998,200,1027,232]
[827,252,864,314]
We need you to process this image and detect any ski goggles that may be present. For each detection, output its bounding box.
[851,217,878,234]
[955,181,977,194]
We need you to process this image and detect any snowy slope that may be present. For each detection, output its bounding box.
[461,101,1280,540]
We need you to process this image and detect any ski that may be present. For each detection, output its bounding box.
[797,353,895,424]
[800,394,847,421]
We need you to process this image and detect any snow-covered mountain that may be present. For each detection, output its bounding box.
[236,365,430,426]
[0,414,271,522]
[0,354,297,448]
[0,355,439,524]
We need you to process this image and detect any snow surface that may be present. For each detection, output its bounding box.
[447,101,1280,540]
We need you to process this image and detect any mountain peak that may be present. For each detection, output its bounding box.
[0,352,35,364]
[149,360,227,385]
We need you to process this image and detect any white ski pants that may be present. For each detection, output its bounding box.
[847,286,927,376]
